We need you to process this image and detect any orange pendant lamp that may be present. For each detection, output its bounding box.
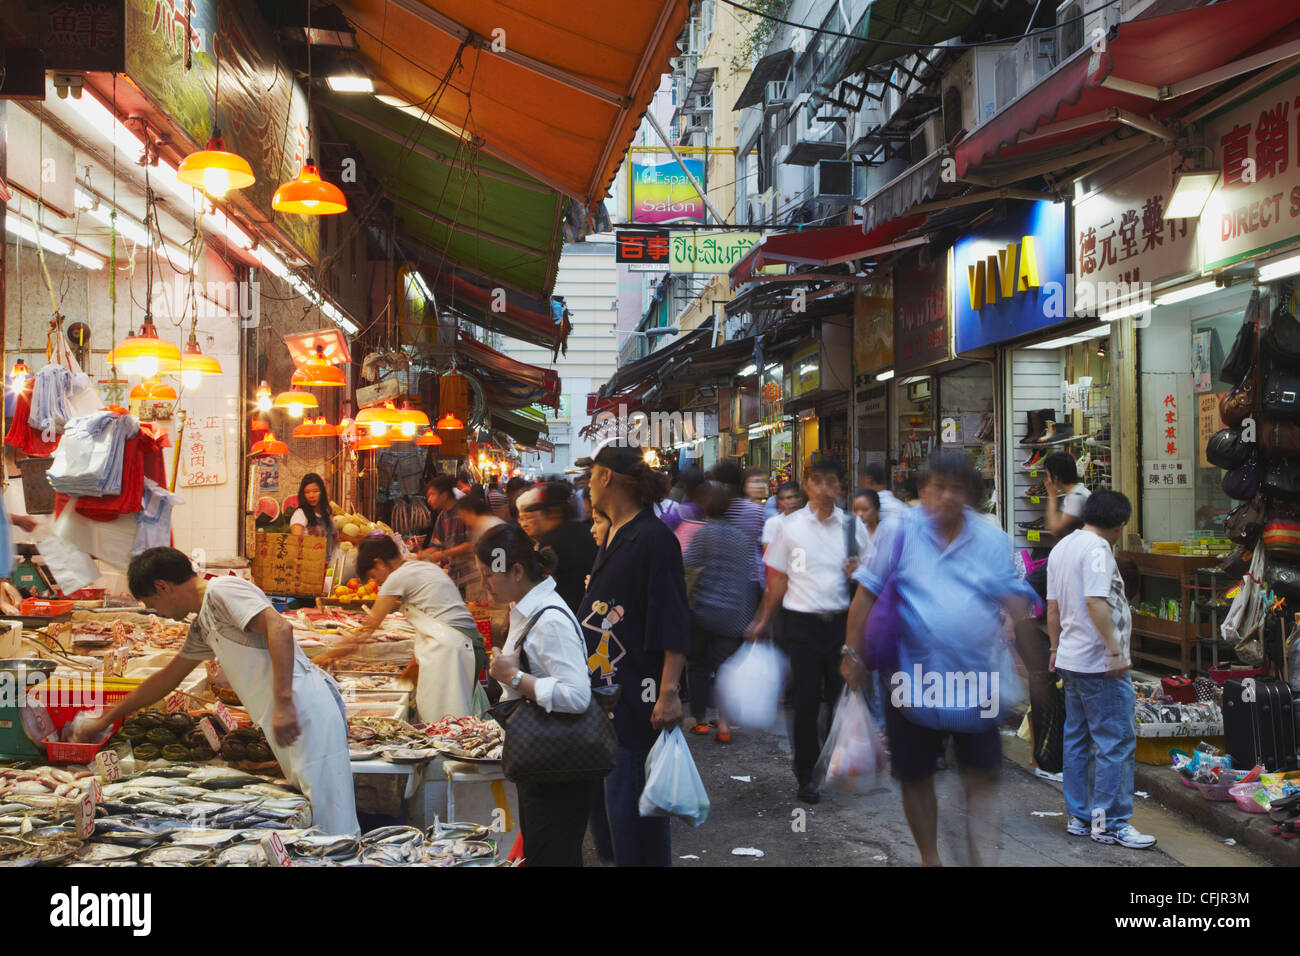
[251,431,289,456]
[417,429,442,446]
[291,343,346,387]
[129,376,178,401]
[292,416,342,438]
[178,131,255,200]
[180,332,223,389]
[356,433,391,451]
[273,388,319,418]
[108,322,182,378]
[255,381,273,413]
[273,159,347,215]
[394,401,430,439]
[436,411,465,430]
[250,418,270,433]
[356,401,402,436]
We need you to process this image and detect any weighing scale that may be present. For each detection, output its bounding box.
[12,544,53,596]
[0,658,57,758]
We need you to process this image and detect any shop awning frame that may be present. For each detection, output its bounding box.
[598,318,715,401]
[729,215,927,289]
[733,49,795,111]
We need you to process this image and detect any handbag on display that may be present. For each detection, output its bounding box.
[1262,365,1300,418]
[1263,513,1300,559]
[1219,368,1258,427]
[1259,414,1300,456]
[1222,546,1267,662]
[1265,558,1300,604]
[1222,452,1259,501]
[1221,289,1261,386]
[486,607,620,784]
[1262,455,1300,499]
[1206,427,1252,470]
[1225,497,1267,546]
[1264,283,1300,365]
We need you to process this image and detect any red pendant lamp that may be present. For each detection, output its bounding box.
[251,431,289,456]
[417,429,442,446]
[291,343,346,387]
[129,376,178,401]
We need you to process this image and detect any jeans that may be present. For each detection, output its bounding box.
[596,745,671,867]
[1059,668,1137,831]
[785,609,848,785]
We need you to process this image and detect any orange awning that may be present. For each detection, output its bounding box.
[340,0,689,206]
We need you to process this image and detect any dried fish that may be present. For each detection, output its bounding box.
[76,843,141,862]
[139,845,213,866]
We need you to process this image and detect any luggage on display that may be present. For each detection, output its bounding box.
[1222,678,1298,772]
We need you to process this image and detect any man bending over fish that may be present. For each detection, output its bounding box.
[76,547,359,836]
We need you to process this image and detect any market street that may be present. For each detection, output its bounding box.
[581,719,1269,868]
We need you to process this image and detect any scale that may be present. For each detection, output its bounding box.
[12,544,54,596]
[0,658,57,758]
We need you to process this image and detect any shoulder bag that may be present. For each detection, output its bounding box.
[1222,452,1259,501]
[1222,545,1266,664]
[487,606,620,784]
[1225,497,1267,547]
[1260,414,1300,456]
[1263,454,1300,500]
[1206,427,1252,470]
[1262,365,1300,419]
[1264,283,1300,366]
[1219,367,1258,427]
[1221,289,1261,385]
[861,522,906,672]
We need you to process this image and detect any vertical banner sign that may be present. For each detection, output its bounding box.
[125,0,319,261]
[629,155,706,224]
[853,279,894,380]
[182,415,228,487]
[893,249,950,374]
[1141,373,1193,486]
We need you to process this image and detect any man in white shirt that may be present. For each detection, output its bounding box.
[860,463,908,522]
[747,458,867,804]
[1047,489,1155,851]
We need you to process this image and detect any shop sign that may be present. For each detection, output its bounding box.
[1141,372,1193,487]
[792,344,821,397]
[853,279,893,376]
[1074,160,1197,306]
[893,248,949,374]
[14,1,127,72]
[953,200,1069,352]
[125,0,318,262]
[182,415,227,487]
[615,229,670,264]
[669,232,761,274]
[629,155,706,224]
[1201,73,1300,271]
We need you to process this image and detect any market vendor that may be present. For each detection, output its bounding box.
[314,535,487,719]
[75,547,359,836]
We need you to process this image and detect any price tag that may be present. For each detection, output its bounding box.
[198,717,221,752]
[1029,496,1041,504]
[260,832,293,867]
[1027,530,1042,543]
[90,656,105,673]
[1028,470,1039,478]
[87,777,103,805]
[213,701,235,733]
[94,750,121,783]
[165,691,188,714]
[111,646,129,678]
[75,792,95,839]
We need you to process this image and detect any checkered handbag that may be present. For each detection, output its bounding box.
[487,607,620,784]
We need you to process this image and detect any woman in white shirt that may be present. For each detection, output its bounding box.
[476,522,593,867]
[289,473,338,555]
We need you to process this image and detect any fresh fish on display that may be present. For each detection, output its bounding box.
[292,833,360,860]
[186,768,264,789]
[139,845,213,866]
[166,829,245,848]
[76,844,141,862]
[214,843,267,866]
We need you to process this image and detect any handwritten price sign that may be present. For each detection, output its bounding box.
[213,701,235,732]
[198,717,221,752]
[75,792,95,839]
[165,691,188,713]
[94,750,121,783]
[261,832,292,867]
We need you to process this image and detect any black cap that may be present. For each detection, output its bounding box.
[575,441,646,475]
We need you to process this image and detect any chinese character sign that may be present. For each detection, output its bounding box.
[182,415,228,488]
[1141,373,1192,492]
[615,229,670,264]
[893,249,949,374]
[1202,75,1300,270]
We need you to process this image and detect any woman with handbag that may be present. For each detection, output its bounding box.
[476,523,596,867]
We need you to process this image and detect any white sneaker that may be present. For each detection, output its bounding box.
[1066,817,1089,837]
[1091,823,1157,849]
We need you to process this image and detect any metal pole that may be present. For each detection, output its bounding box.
[644,110,728,226]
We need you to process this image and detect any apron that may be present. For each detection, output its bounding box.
[207,631,360,836]
[402,604,480,722]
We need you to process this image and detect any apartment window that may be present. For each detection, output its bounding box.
[943,87,963,143]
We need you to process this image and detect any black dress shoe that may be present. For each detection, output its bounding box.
[797,782,821,804]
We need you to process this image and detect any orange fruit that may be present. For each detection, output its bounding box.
[347,578,360,589]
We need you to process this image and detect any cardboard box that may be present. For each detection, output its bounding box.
[251,532,328,595]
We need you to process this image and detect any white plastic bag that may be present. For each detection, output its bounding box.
[715,640,789,730]
[639,727,710,826]
[815,688,887,794]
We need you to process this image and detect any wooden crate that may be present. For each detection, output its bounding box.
[251,532,328,595]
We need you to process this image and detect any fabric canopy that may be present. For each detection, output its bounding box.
[455,332,561,410]
[954,0,1300,178]
[861,149,951,231]
[732,49,795,110]
[490,407,549,446]
[598,319,714,400]
[729,215,925,289]
[435,272,570,353]
[824,0,989,91]
[340,0,689,206]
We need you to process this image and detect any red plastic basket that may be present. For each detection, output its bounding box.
[20,597,75,617]
[42,730,117,763]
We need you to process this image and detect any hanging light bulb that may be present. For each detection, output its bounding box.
[255,381,273,413]
[436,411,465,430]
[273,388,318,418]
[356,401,402,436]
[10,359,29,389]
[394,401,429,440]
[291,343,346,387]
[129,376,178,401]
[417,429,442,446]
[273,159,347,215]
[251,431,288,456]
[108,322,181,378]
[180,332,222,391]
[178,131,255,199]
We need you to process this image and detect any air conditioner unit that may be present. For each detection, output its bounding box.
[1055,1,1085,59]
[764,80,790,109]
[816,160,853,198]
[995,47,1018,111]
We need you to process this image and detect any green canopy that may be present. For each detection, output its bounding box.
[490,406,550,447]
[321,95,567,298]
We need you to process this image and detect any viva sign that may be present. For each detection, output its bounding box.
[954,201,1068,353]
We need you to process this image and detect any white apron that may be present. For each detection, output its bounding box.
[209,632,360,836]
[402,604,478,722]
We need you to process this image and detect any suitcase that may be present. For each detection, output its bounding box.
[1223,678,1299,772]
[1161,675,1196,703]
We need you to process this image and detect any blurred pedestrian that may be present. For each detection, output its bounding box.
[421,475,475,598]
[577,443,689,867]
[860,463,908,522]
[684,484,753,743]
[673,470,711,555]
[486,475,510,520]
[842,449,1035,866]
[524,481,597,615]
[712,460,766,613]
[1047,490,1153,849]
[746,458,866,804]
[744,467,769,506]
